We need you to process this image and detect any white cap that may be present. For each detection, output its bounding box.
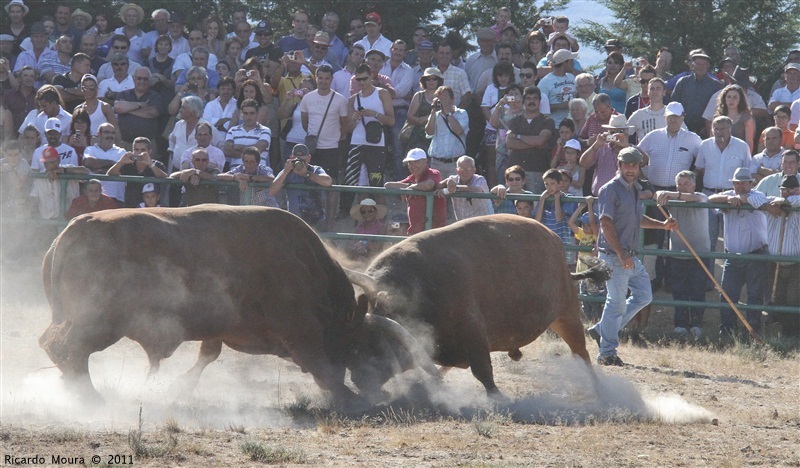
[403,148,427,163]
[564,139,582,152]
[552,49,579,65]
[141,183,156,193]
[664,102,685,117]
[44,117,62,132]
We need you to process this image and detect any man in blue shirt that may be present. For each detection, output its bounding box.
[269,144,333,228]
[588,147,677,366]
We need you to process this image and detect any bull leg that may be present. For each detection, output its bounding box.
[549,315,591,364]
[177,340,223,394]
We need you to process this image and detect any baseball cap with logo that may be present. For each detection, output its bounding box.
[779,174,799,189]
[44,117,62,133]
[292,144,310,156]
[141,183,157,193]
[418,40,434,51]
[564,139,582,152]
[255,20,272,35]
[40,146,59,163]
[364,12,381,25]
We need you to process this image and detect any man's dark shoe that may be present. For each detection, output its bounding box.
[587,326,601,348]
[597,355,624,366]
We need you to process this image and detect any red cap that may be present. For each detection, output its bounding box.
[364,12,381,25]
[40,146,59,163]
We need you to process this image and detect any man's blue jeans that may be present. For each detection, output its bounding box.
[597,252,653,358]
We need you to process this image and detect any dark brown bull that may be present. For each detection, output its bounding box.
[347,214,604,398]
[40,205,437,405]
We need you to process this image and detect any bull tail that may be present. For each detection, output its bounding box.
[571,256,611,284]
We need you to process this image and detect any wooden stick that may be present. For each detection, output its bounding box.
[656,203,764,345]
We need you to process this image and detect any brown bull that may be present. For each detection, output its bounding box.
[347,214,604,398]
[40,205,437,405]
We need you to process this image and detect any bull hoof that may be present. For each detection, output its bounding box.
[508,348,523,361]
[487,388,511,406]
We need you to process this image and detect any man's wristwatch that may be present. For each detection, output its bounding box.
[515,134,521,140]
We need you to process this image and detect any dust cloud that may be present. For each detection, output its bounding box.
[2,258,712,433]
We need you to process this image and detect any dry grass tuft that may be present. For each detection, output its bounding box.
[240,440,307,464]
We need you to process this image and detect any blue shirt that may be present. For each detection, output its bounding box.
[597,175,643,253]
[280,164,328,225]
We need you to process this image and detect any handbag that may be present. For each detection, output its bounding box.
[357,93,383,144]
[399,121,415,145]
[305,92,335,153]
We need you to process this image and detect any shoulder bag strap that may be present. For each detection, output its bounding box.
[440,112,466,150]
[315,92,335,135]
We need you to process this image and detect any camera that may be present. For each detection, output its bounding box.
[292,159,305,170]
[292,89,305,97]
[433,100,442,110]
[246,70,253,77]
[131,154,142,162]
[606,134,617,142]
[631,58,642,67]
[506,96,516,102]
[544,17,553,26]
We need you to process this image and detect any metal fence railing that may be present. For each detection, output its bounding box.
[8,171,798,316]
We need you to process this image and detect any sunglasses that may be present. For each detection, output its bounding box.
[360,209,376,214]
[519,73,534,79]
[424,76,439,81]
[193,158,209,162]
[608,129,626,134]
[135,76,149,81]
[506,176,523,182]
[639,78,651,84]
[112,62,128,66]
[355,76,370,82]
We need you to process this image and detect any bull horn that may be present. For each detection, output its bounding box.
[367,314,441,380]
[344,268,379,301]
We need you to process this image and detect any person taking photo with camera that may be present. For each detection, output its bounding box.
[269,143,332,228]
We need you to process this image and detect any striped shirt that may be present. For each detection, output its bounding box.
[695,137,752,190]
[638,128,702,187]
[450,174,494,221]
[719,190,768,254]
[766,195,800,259]
[224,124,271,166]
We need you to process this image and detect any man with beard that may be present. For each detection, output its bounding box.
[588,147,677,365]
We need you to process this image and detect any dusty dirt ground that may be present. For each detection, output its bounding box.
[1,248,799,467]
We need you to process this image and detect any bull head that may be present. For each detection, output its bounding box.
[348,314,441,401]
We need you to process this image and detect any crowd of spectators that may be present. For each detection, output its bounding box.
[1,3,798,342]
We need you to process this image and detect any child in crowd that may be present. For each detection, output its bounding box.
[546,16,579,52]
[568,197,604,322]
[556,139,585,197]
[138,183,160,208]
[534,169,575,266]
[514,199,533,217]
[550,118,576,168]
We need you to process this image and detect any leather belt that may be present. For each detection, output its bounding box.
[433,156,458,163]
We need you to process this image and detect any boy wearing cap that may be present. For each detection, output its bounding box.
[245,21,282,67]
[29,145,88,219]
[354,12,392,58]
[708,167,770,338]
[385,148,446,235]
[269,144,332,227]
[139,183,160,207]
[588,147,677,365]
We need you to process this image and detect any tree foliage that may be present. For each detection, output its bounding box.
[444,0,568,47]
[572,0,800,87]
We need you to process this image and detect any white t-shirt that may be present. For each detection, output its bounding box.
[31,143,79,172]
[298,90,349,150]
[83,144,127,201]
